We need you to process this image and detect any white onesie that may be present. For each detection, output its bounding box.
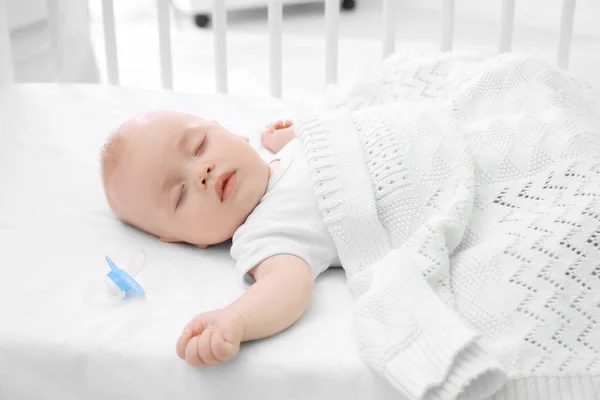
[230,138,340,286]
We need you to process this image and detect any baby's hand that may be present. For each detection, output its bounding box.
[261,119,296,154]
[176,307,244,367]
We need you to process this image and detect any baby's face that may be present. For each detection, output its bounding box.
[108,111,269,247]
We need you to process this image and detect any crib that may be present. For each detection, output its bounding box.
[0,1,594,400]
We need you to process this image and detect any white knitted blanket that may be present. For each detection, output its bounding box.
[296,53,600,400]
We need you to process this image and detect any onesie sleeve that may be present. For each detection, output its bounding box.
[230,219,337,286]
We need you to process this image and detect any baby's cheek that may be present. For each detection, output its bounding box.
[195,203,223,228]
[213,207,240,235]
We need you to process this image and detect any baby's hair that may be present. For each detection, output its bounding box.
[100,128,125,187]
[100,113,150,189]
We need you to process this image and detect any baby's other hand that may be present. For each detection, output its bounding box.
[261,120,296,154]
[176,307,244,367]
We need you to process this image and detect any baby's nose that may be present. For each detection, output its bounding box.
[196,164,214,189]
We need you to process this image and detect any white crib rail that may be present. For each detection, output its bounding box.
[440,0,456,51]
[0,0,14,84]
[382,0,397,59]
[325,0,340,85]
[47,0,62,81]
[101,0,120,85]
[212,0,228,93]
[557,0,576,69]
[499,0,516,52]
[0,0,582,93]
[268,0,283,98]
[157,0,173,90]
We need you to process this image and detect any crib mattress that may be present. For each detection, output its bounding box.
[0,84,398,400]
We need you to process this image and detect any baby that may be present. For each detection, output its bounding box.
[101,110,338,367]
[102,53,600,400]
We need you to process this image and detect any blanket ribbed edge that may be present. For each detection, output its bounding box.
[295,110,393,276]
[295,111,507,400]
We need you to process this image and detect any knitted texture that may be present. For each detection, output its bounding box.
[295,53,600,400]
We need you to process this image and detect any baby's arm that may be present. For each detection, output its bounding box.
[176,255,313,366]
[261,120,297,154]
[231,254,314,340]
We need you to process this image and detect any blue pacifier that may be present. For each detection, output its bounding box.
[83,249,147,306]
[105,255,146,298]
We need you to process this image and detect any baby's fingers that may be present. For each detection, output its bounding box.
[196,328,220,366]
[177,318,206,359]
[184,336,205,367]
[212,332,239,362]
[183,318,206,337]
[274,120,293,129]
[176,329,193,360]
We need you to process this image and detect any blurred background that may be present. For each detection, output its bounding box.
[7,0,600,103]
[86,0,600,103]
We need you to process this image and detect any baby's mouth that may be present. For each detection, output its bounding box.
[216,171,237,202]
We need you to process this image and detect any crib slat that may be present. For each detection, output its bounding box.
[47,0,62,81]
[156,0,173,90]
[101,0,119,85]
[212,0,228,93]
[557,0,576,69]
[0,0,14,84]
[325,0,339,85]
[382,0,396,59]
[499,0,516,52]
[268,0,283,98]
[440,0,455,52]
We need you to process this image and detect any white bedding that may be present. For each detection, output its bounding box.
[0,84,399,400]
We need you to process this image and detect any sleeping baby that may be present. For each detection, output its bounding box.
[101,110,336,367]
[101,53,600,400]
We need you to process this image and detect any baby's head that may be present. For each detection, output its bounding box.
[101,110,269,248]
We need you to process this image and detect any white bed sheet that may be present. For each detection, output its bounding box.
[0,84,399,400]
